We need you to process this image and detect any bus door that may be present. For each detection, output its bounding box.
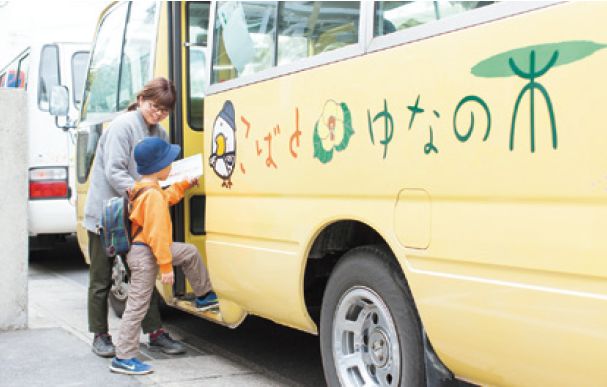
[170,1,212,300]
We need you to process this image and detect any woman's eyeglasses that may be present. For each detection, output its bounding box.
[147,101,170,115]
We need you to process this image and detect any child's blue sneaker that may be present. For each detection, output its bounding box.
[195,291,219,311]
[109,357,153,375]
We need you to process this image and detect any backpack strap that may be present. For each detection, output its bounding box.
[127,185,160,241]
[128,185,157,202]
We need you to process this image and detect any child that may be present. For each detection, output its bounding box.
[110,137,218,375]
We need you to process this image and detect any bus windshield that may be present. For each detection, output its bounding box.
[81,2,159,122]
[71,51,90,108]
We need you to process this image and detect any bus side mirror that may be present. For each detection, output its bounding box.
[49,85,76,130]
[49,85,69,116]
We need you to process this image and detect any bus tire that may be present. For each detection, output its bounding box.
[109,255,129,318]
[320,245,425,387]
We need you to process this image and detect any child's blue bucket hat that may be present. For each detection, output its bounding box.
[134,137,181,175]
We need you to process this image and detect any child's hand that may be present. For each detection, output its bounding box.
[188,177,199,187]
[161,271,174,285]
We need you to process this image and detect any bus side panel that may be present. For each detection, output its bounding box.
[204,2,607,385]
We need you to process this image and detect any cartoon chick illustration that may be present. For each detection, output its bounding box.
[209,100,236,188]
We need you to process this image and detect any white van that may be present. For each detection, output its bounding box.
[0,42,89,249]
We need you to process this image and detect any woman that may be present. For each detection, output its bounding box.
[84,77,186,358]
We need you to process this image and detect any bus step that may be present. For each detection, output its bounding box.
[172,296,225,324]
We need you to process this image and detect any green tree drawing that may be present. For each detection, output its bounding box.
[471,41,606,152]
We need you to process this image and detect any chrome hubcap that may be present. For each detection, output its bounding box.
[369,329,389,368]
[333,286,400,386]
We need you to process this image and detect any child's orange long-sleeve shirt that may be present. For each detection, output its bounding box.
[129,180,191,274]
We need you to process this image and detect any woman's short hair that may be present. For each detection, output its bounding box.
[127,77,177,112]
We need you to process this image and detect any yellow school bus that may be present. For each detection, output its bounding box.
[71,1,607,386]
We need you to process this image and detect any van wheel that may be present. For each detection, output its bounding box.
[109,255,128,318]
[320,246,425,387]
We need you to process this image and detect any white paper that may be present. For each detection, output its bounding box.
[160,153,203,187]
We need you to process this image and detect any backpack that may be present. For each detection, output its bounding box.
[101,186,154,257]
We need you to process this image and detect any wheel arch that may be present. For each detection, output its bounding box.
[302,219,391,326]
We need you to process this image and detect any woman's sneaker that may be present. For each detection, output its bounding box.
[109,357,153,375]
[194,291,218,311]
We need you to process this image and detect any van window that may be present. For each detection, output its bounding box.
[374,1,494,36]
[4,54,29,89]
[38,45,60,110]
[212,1,277,83]
[6,61,18,87]
[117,2,158,110]
[82,3,128,120]
[187,1,210,130]
[72,51,90,108]
[277,2,360,66]
[17,53,30,89]
[4,58,19,88]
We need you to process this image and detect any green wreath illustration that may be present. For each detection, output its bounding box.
[313,100,355,164]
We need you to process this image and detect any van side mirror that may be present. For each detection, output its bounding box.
[49,85,69,116]
[49,85,76,130]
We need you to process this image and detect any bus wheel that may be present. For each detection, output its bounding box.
[320,246,425,387]
[109,255,129,318]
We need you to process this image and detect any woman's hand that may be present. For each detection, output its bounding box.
[161,270,174,285]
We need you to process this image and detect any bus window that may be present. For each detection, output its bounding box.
[211,1,360,84]
[212,1,277,83]
[374,1,494,36]
[187,1,210,130]
[38,45,60,110]
[277,2,360,66]
[82,3,128,120]
[71,51,90,108]
[117,2,158,111]
[17,53,30,89]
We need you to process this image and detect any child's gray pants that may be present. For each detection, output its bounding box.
[116,242,212,359]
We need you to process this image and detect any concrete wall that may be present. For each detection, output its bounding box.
[0,89,28,330]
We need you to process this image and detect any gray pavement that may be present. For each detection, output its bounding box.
[1,328,140,387]
[0,258,282,387]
